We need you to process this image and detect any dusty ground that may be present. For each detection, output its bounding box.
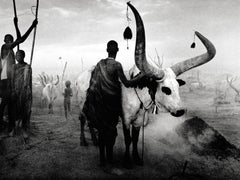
[1,87,240,180]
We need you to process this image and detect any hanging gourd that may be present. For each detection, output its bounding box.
[190,32,196,48]
[123,5,132,49]
[123,26,132,49]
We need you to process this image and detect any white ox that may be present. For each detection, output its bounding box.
[76,2,216,167]
[39,74,60,114]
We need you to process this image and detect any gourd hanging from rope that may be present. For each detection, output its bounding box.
[123,4,132,49]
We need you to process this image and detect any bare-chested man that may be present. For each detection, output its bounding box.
[0,17,37,135]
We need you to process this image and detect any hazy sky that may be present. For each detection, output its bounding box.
[0,0,240,76]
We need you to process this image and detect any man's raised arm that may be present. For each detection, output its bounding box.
[116,62,145,88]
[11,19,38,49]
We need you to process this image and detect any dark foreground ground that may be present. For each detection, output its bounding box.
[1,89,240,180]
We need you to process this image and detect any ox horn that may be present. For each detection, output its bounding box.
[54,75,59,85]
[39,74,46,87]
[42,74,48,84]
[127,2,164,80]
[171,31,216,77]
[42,74,48,85]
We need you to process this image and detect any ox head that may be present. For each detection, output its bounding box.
[128,2,216,117]
[39,74,59,89]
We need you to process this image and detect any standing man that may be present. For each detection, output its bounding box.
[0,17,37,135]
[11,50,32,138]
[81,40,145,167]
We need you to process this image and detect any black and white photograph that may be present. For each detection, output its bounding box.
[0,0,240,179]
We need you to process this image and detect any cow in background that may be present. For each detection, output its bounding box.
[39,74,59,114]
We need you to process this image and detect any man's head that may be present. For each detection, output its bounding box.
[4,34,14,43]
[107,40,119,57]
[65,80,71,88]
[16,50,25,63]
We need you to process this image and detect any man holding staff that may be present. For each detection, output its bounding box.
[0,17,37,135]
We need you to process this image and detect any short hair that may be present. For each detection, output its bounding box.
[16,50,25,58]
[65,80,71,86]
[107,40,118,53]
[4,34,14,42]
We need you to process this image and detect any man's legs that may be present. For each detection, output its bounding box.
[0,97,7,131]
[106,136,116,164]
[21,108,30,139]
[67,101,72,118]
[98,131,106,166]
[79,112,88,146]
[8,96,15,135]
[68,100,71,114]
[0,80,8,126]
[0,98,7,122]
[21,102,31,131]
[106,127,117,164]
[64,99,67,119]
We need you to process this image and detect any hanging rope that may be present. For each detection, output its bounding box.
[123,3,132,49]
[133,87,155,167]
[126,5,132,25]
[141,109,146,166]
[191,31,196,48]
[31,6,37,16]
[30,0,39,66]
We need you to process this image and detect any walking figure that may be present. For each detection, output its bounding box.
[63,80,73,120]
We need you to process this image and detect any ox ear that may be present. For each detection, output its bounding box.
[177,79,186,86]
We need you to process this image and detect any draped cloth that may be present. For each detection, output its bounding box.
[0,50,15,97]
[82,59,122,136]
[12,63,32,125]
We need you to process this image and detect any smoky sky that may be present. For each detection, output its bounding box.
[0,0,239,75]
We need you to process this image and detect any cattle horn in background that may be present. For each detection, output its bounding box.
[127,2,164,80]
[39,74,46,87]
[170,32,216,77]
[54,75,59,86]
[43,74,48,83]
[43,74,48,85]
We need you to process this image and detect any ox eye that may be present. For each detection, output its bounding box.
[161,86,171,95]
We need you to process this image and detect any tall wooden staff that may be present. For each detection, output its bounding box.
[12,0,19,51]
[62,61,68,83]
[30,0,39,66]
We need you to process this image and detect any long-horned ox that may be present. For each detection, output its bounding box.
[39,74,60,114]
[77,2,216,167]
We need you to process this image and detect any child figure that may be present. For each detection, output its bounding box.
[63,80,73,120]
